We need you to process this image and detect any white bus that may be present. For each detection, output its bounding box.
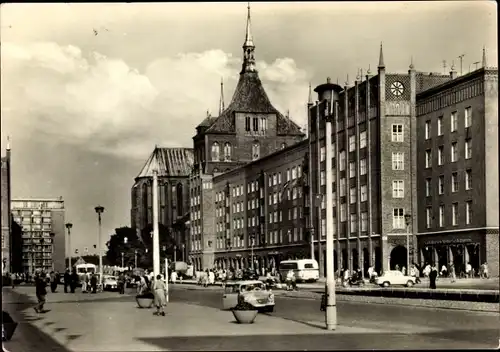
[278,259,320,283]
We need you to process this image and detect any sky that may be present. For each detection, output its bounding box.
[0,1,497,255]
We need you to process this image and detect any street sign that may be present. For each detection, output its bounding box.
[75,249,79,254]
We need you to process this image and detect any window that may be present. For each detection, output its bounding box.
[224,143,232,162]
[359,131,367,149]
[466,201,472,224]
[425,178,431,197]
[340,204,347,222]
[211,142,220,161]
[426,207,432,228]
[452,203,458,226]
[359,159,367,175]
[331,143,336,157]
[245,116,251,131]
[437,116,443,136]
[350,213,357,233]
[321,219,326,237]
[252,117,259,131]
[465,139,471,159]
[451,142,457,163]
[451,173,458,192]
[286,169,290,181]
[392,152,404,170]
[392,208,405,229]
[349,162,356,178]
[252,142,260,160]
[360,185,367,202]
[438,176,444,195]
[439,205,445,227]
[425,121,431,139]
[425,149,432,168]
[451,111,457,132]
[260,117,267,131]
[319,171,326,186]
[465,106,472,128]
[349,187,357,204]
[465,169,472,190]
[320,146,326,161]
[340,178,346,197]
[339,150,346,171]
[392,124,404,142]
[438,146,444,165]
[392,180,404,198]
[361,212,368,232]
[349,135,356,152]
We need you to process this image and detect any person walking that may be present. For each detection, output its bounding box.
[49,271,57,293]
[63,269,70,293]
[429,264,438,289]
[34,272,48,313]
[152,274,167,316]
[449,262,456,283]
[90,273,98,294]
[10,273,16,289]
[70,270,78,293]
[118,272,125,294]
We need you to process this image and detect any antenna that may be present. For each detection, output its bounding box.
[457,54,465,76]
[442,60,447,74]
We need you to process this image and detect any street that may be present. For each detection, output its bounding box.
[3,285,498,351]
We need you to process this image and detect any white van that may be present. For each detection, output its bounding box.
[278,259,320,283]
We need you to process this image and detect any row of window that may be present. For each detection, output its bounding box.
[12,201,63,209]
[425,140,472,167]
[245,116,267,133]
[13,216,52,224]
[425,107,472,139]
[425,170,472,196]
[211,142,232,162]
[425,201,473,228]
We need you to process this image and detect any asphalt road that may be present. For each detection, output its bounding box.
[170,285,499,349]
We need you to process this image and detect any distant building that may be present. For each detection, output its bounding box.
[11,197,66,273]
[416,64,498,277]
[131,147,194,262]
[1,140,12,274]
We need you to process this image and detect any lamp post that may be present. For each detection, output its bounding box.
[250,234,255,270]
[65,223,73,270]
[152,169,160,277]
[30,246,35,275]
[121,252,124,268]
[50,232,55,271]
[94,205,105,287]
[134,249,138,269]
[405,213,412,269]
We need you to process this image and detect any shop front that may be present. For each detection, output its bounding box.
[418,231,484,276]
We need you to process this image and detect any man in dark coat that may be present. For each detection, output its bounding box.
[63,269,70,293]
[429,264,438,289]
[70,270,79,293]
[49,271,57,293]
[90,273,98,293]
[34,272,48,313]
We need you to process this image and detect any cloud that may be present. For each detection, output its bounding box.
[1,41,311,160]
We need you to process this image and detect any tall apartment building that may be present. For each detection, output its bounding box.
[416,64,499,277]
[308,46,459,277]
[189,6,304,270]
[1,141,12,273]
[11,197,66,273]
[131,147,194,259]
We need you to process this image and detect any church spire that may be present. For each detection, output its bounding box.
[378,42,385,69]
[482,46,487,68]
[241,3,256,73]
[219,78,225,115]
[308,82,312,105]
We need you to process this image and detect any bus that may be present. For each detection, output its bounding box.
[278,259,320,283]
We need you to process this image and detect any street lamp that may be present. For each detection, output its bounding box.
[134,249,138,269]
[404,213,412,269]
[65,223,73,269]
[121,252,124,268]
[94,205,105,287]
[250,234,255,271]
[50,232,55,271]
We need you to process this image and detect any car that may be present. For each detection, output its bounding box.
[375,270,417,287]
[103,276,118,291]
[222,280,275,313]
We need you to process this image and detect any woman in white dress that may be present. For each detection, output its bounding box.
[152,275,167,316]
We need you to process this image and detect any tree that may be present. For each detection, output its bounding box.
[105,227,145,267]
[140,223,182,262]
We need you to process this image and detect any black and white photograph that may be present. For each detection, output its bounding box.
[1,1,498,351]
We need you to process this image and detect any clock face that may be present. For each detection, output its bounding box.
[390,81,404,96]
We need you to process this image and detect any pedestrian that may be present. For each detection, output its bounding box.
[449,262,456,283]
[118,272,125,294]
[10,273,16,289]
[34,272,47,313]
[395,264,400,272]
[170,270,177,284]
[208,269,215,286]
[49,271,57,293]
[70,270,79,293]
[152,274,167,316]
[402,266,407,276]
[440,264,448,277]
[63,269,70,293]
[90,273,98,293]
[465,262,472,278]
[429,264,438,289]
[482,262,489,279]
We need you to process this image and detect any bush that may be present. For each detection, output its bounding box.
[231,294,256,311]
[136,291,154,299]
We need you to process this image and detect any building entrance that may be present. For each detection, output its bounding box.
[390,246,407,270]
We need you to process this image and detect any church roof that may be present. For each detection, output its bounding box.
[136,147,194,179]
[204,72,304,136]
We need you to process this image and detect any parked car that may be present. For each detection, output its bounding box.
[103,276,118,291]
[375,270,417,287]
[222,280,275,313]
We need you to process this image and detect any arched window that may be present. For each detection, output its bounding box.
[223,142,231,162]
[252,142,260,161]
[245,117,251,131]
[253,117,259,132]
[260,117,267,131]
[176,183,183,215]
[211,142,220,161]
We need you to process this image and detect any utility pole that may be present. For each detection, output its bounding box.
[152,170,160,277]
[457,54,465,76]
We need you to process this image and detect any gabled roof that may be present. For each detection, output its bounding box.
[136,147,194,179]
[204,72,303,136]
